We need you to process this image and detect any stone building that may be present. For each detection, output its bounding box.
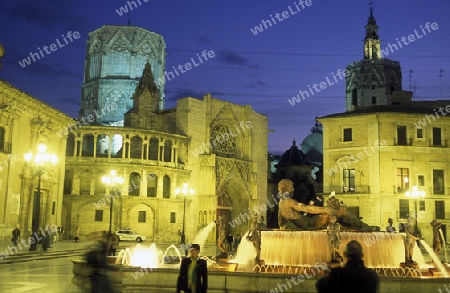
[80,25,166,125]
[0,80,74,238]
[319,7,449,241]
[62,26,268,244]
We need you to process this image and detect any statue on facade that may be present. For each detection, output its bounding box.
[431,219,442,254]
[277,179,378,231]
[404,217,420,265]
[216,213,228,257]
[246,215,261,263]
[327,196,343,265]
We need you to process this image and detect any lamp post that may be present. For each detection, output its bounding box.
[24,143,57,251]
[102,170,124,234]
[175,183,194,244]
[406,185,426,232]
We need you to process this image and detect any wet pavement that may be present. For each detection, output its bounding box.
[0,256,83,293]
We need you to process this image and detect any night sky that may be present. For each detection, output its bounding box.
[0,0,449,154]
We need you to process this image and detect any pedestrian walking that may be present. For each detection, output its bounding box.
[85,231,113,293]
[176,244,208,293]
[108,232,119,256]
[12,226,20,247]
[58,225,65,241]
[316,240,379,293]
[36,230,44,255]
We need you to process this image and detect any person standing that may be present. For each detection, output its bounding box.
[316,240,379,293]
[12,226,20,247]
[36,230,44,255]
[108,232,119,256]
[176,244,208,293]
[386,218,396,232]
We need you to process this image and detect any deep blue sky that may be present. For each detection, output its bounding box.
[1,0,449,154]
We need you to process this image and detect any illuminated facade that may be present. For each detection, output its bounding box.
[345,7,402,111]
[63,58,268,243]
[0,80,74,238]
[319,8,450,241]
[80,25,166,126]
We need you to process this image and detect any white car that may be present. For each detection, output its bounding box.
[116,230,147,242]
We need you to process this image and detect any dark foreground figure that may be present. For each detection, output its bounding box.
[85,231,114,293]
[316,240,380,293]
[177,244,208,293]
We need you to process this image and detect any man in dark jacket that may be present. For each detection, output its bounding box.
[177,244,208,293]
[316,240,379,293]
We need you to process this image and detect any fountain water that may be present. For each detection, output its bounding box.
[229,236,257,272]
[439,229,449,263]
[259,231,425,268]
[192,222,216,250]
[420,239,449,277]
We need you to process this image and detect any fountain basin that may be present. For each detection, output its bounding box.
[261,230,426,268]
[71,261,450,293]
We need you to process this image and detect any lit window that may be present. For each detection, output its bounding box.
[397,168,409,192]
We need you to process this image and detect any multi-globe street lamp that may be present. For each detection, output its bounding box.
[405,185,426,232]
[102,170,124,234]
[24,143,57,251]
[175,182,194,244]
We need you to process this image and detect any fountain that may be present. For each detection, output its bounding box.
[71,180,450,292]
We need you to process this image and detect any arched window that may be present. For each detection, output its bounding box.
[149,138,159,160]
[147,174,157,197]
[96,134,110,157]
[130,136,143,159]
[80,170,92,195]
[129,172,141,196]
[95,172,107,195]
[66,133,75,156]
[82,134,94,157]
[372,96,377,104]
[164,140,172,162]
[163,175,170,198]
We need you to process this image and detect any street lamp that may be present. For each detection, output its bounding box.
[24,143,57,251]
[175,182,194,244]
[406,185,426,232]
[102,170,124,234]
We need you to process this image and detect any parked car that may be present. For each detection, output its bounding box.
[116,230,147,242]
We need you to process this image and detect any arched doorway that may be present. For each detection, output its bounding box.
[216,179,251,252]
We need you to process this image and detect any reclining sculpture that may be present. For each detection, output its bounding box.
[277,179,378,231]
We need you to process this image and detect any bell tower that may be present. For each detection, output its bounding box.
[345,2,403,111]
[363,3,381,60]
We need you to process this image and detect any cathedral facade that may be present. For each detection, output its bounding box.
[62,26,268,244]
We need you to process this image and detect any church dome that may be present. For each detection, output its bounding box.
[277,140,310,167]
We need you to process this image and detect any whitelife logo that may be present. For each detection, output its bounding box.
[18,31,81,68]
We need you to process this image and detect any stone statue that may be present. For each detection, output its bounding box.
[327,196,343,264]
[217,214,228,257]
[277,179,378,231]
[246,215,261,263]
[431,219,442,254]
[404,218,420,264]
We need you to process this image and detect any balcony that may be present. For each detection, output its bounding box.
[429,139,448,147]
[394,186,450,196]
[322,185,370,194]
[393,137,413,146]
[0,141,11,154]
